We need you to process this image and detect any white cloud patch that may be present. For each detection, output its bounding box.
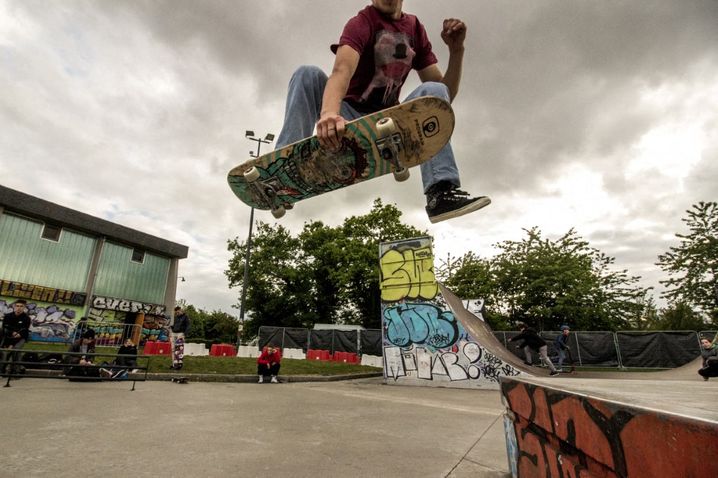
[1,0,717,313]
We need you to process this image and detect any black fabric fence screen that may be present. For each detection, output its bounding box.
[616,331,700,368]
[308,330,333,351]
[360,330,382,356]
[259,327,707,367]
[574,332,619,367]
[259,327,375,354]
[332,330,358,353]
[258,327,283,350]
[283,328,309,351]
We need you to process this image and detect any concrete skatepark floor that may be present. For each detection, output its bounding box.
[0,377,510,478]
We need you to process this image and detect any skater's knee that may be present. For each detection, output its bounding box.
[416,81,450,100]
[290,65,328,88]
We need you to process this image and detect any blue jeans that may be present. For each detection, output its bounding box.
[558,349,566,368]
[275,65,461,193]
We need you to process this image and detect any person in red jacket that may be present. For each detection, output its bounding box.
[257,346,282,383]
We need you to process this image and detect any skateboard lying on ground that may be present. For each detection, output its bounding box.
[227,96,454,218]
[171,376,188,384]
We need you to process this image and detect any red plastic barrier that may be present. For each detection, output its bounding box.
[305,349,333,361]
[210,344,237,357]
[143,341,157,355]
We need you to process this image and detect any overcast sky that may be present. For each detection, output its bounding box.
[1,0,716,316]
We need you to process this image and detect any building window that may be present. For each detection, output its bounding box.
[131,248,145,263]
[41,224,62,242]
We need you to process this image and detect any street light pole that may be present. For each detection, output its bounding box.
[238,131,274,345]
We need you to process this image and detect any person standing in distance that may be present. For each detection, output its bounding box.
[169,306,190,370]
[1,299,32,376]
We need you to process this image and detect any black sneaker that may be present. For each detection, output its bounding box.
[425,182,491,223]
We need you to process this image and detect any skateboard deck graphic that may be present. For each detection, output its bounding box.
[227,96,454,217]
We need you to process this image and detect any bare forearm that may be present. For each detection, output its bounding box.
[442,47,464,102]
[321,72,351,117]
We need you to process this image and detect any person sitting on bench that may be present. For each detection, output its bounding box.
[65,329,101,380]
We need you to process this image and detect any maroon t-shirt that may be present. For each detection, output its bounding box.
[331,5,438,113]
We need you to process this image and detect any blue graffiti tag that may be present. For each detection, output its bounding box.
[383,303,461,350]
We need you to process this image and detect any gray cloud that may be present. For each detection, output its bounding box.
[1,0,716,313]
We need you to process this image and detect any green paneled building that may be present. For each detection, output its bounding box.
[0,185,188,344]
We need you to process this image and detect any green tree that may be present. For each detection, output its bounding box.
[334,199,425,327]
[204,310,241,344]
[654,301,707,331]
[174,300,239,343]
[623,293,660,330]
[225,199,425,334]
[443,228,650,331]
[657,201,718,323]
[226,223,315,338]
[181,303,208,340]
[440,252,510,330]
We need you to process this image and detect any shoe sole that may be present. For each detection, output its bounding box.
[429,197,491,224]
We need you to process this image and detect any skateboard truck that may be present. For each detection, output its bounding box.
[375,118,409,182]
[243,166,286,218]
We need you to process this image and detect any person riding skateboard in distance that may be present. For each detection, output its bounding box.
[274,0,490,223]
[509,322,559,376]
[554,325,574,372]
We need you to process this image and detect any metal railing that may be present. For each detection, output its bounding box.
[0,348,151,390]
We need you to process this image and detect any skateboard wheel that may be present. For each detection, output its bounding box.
[271,206,286,219]
[393,167,410,182]
[376,117,396,138]
[243,166,260,182]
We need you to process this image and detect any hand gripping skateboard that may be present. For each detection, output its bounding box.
[227,96,454,218]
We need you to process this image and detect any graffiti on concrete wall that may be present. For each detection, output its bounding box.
[384,302,460,349]
[380,243,438,302]
[92,295,165,316]
[380,236,521,387]
[87,307,169,343]
[0,298,81,342]
[501,380,718,477]
[0,279,86,306]
[383,302,520,383]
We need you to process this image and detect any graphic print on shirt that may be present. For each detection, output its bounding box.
[360,30,415,106]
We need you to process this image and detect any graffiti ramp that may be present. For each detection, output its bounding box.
[438,283,550,378]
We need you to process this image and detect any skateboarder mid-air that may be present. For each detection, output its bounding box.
[275,0,490,223]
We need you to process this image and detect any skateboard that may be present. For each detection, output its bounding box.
[173,336,184,365]
[171,376,188,384]
[227,96,454,218]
